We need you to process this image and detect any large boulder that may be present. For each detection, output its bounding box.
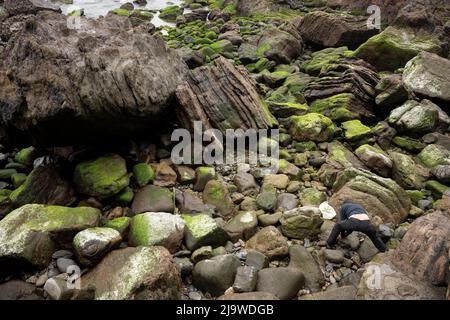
[0,204,100,272]
[403,52,450,103]
[175,56,277,133]
[0,11,188,144]
[354,26,443,71]
[81,246,182,300]
[9,165,75,208]
[73,155,129,199]
[298,11,378,50]
[329,168,411,224]
[128,212,185,253]
[392,211,450,286]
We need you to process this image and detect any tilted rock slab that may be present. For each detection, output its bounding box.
[175,56,277,133]
[329,168,411,225]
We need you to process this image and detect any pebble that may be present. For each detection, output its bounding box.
[188,291,202,300]
[56,258,77,273]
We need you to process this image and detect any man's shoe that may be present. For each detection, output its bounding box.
[326,243,335,250]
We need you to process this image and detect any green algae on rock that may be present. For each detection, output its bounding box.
[129,212,185,253]
[132,163,155,187]
[81,246,182,300]
[289,113,336,142]
[0,204,100,269]
[73,155,129,199]
[182,214,229,250]
[354,26,443,71]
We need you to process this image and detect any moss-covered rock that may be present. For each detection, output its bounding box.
[203,180,235,217]
[73,227,122,266]
[390,151,429,190]
[11,173,27,189]
[300,188,327,206]
[81,246,182,300]
[110,8,132,17]
[103,217,131,236]
[289,113,336,142]
[418,144,450,169]
[129,212,185,253]
[354,26,443,71]
[341,120,372,146]
[425,180,450,199]
[194,167,216,191]
[388,100,438,135]
[10,165,75,208]
[303,47,352,76]
[294,141,317,152]
[403,51,450,103]
[182,214,229,250]
[310,93,361,122]
[392,136,426,153]
[159,5,183,21]
[355,144,392,177]
[329,168,411,224]
[406,190,426,206]
[256,185,278,212]
[74,155,129,199]
[0,204,100,269]
[114,187,134,206]
[280,207,324,240]
[131,185,174,214]
[14,147,37,166]
[132,163,155,187]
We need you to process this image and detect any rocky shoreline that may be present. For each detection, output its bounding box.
[0,0,449,300]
